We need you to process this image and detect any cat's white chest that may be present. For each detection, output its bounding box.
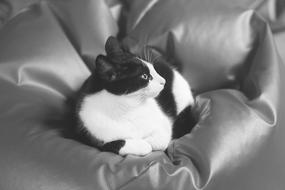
[124,99,172,138]
[79,91,172,143]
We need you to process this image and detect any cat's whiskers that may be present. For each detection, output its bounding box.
[143,47,148,62]
[147,47,152,63]
[145,47,149,62]
[151,54,161,64]
[141,46,161,64]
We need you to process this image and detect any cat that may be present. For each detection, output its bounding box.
[74,36,195,156]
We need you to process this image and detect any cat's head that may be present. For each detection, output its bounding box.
[94,36,165,98]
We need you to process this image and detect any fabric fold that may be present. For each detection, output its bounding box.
[0,0,284,190]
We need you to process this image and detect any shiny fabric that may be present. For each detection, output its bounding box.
[0,0,284,189]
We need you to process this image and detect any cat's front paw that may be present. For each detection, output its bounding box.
[119,139,152,156]
[145,135,171,151]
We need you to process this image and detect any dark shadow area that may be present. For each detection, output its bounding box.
[0,0,12,28]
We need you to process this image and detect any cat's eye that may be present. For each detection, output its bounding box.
[141,74,149,80]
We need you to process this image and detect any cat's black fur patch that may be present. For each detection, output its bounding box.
[89,38,152,95]
[80,60,150,96]
[101,140,126,154]
[172,105,196,139]
[102,60,150,95]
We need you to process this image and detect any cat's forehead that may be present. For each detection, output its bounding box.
[114,55,148,69]
[137,58,152,67]
[106,51,153,76]
[108,56,149,80]
[137,58,155,73]
[132,58,153,73]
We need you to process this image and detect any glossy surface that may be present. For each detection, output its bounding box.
[0,0,284,189]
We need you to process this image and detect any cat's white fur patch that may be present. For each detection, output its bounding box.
[172,70,194,113]
[119,139,152,156]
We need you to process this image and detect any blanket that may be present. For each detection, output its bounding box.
[0,0,284,189]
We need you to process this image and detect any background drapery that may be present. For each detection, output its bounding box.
[0,0,284,189]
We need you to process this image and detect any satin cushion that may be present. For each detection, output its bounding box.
[0,0,284,190]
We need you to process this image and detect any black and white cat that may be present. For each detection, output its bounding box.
[74,37,195,156]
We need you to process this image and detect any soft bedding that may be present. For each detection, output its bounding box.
[0,0,284,190]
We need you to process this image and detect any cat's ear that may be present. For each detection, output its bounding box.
[95,55,117,81]
[105,36,123,56]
